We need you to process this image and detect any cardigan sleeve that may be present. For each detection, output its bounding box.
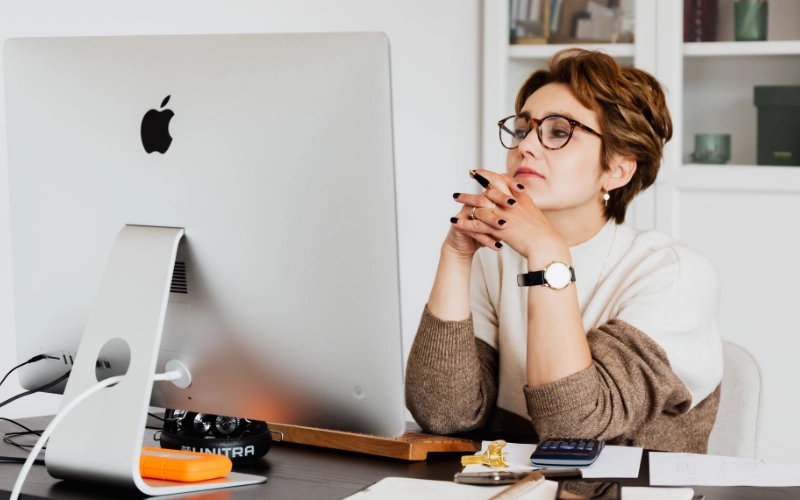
[405,306,499,434]
[523,319,696,442]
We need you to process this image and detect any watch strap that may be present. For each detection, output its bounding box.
[517,271,546,287]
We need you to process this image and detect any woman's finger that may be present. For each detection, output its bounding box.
[453,191,515,212]
[480,186,518,209]
[450,220,503,250]
[451,206,506,232]
[501,173,527,195]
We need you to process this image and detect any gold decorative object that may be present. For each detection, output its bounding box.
[460,439,509,468]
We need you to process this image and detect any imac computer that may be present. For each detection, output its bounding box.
[4,33,404,494]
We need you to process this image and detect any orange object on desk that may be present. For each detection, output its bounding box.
[140,446,233,482]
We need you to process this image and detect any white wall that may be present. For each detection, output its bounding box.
[0,0,482,418]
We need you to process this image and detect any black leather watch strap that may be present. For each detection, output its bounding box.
[517,271,546,287]
[517,267,576,287]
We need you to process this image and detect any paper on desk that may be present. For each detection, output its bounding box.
[461,441,643,478]
[622,487,695,500]
[650,451,800,487]
[346,477,693,500]
[345,477,558,499]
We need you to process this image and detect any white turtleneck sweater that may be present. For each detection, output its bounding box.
[469,220,724,419]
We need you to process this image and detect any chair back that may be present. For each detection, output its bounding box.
[707,340,762,458]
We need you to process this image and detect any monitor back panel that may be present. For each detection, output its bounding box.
[4,33,405,436]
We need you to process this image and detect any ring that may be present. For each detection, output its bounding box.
[469,206,478,220]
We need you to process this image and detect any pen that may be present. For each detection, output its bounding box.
[469,170,493,189]
[489,471,544,500]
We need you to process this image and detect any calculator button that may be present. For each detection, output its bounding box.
[577,442,585,450]
[559,442,575,450]
[586,442,594,451]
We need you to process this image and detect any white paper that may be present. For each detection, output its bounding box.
[650,451,800,487]
[622,487,695,500]
[461,441,643,479]
[345,477,694,500]
[344,476,558,500]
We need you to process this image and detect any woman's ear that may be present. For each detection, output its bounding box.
[603,157,637,192]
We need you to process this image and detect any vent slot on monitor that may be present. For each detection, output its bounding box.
[170,262,188,294]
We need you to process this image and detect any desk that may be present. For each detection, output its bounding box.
[1,416,798,499]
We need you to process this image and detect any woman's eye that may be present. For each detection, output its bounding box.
[550,128,569,138]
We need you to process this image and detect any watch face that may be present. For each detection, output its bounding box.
[544,262,572,290]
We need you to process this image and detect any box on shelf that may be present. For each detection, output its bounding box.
[754,86,800,167]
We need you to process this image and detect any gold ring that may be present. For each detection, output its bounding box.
[469,206,478,220]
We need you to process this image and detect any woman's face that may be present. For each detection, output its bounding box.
[506,83,606,214]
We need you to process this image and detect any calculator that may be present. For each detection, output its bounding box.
[529,438,605,466]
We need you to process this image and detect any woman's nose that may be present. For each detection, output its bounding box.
[517,125,543,158]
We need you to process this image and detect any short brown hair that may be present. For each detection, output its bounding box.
[515,49,672,223]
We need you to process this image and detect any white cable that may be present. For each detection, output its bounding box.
[153,370,182,382]
[10,370,183,500]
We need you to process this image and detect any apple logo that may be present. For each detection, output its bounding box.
[141,95,174,154]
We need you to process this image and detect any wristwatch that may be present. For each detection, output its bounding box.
[517,261,576,290]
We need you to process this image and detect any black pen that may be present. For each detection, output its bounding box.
[469,170,493,189]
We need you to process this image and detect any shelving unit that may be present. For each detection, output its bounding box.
[673,164,800,193]
[684,39,800,57]
[648,1,800,466]
[672,4,800,192]
[509,42,635,59]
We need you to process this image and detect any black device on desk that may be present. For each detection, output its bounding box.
[530,438,605,466]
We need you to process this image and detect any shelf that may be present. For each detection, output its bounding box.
[509,43,634,60]
[669,164,800,193]
[684,40,800,57]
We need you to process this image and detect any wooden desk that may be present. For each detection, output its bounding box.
[1,416,797,499]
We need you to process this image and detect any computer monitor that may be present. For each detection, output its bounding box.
[4,33,405,440]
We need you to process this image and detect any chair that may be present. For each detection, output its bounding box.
[707,340,762,458]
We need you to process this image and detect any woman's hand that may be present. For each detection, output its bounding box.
[450,169,568,266]
[444,170,516,259]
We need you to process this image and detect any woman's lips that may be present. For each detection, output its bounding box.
[514,167,544,179]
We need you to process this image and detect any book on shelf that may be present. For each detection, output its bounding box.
[510,0,631,46]
[511,0,547,43]
[683,0,717,42]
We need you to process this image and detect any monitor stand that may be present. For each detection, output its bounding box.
[44,225,266,495]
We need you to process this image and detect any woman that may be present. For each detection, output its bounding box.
[405,49,723,453]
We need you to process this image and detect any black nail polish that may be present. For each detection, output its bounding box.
[450,217,458,224]
[498,219,506,226]
[507,199,516,205]
[494,242,503,249]
[453,193,460,199]
[517,184,525,190]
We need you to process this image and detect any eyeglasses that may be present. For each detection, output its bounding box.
[497,114,603,150]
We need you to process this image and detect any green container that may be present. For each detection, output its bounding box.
[735,1,768,42]
[754,86,800,166]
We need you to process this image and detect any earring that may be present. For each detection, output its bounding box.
[603,191,610,207]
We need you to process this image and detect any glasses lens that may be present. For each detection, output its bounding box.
[540,116,573,149]
[499,116,530,149]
